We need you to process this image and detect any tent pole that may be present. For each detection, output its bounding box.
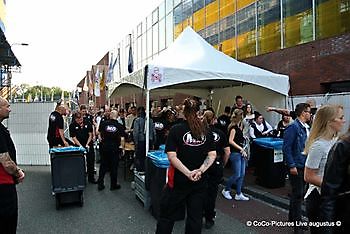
[146,89,150,157]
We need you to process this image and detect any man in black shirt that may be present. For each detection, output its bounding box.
[0,97,25,234]
[47,104,69,148]
[69,111,96,183]
[215,106,231,136]
[97,110,126,191]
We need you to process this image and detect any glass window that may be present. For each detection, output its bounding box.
[206,0,219,26]
[174,0,182,7]
[153,23,159,55]
[283,0,313,47]
[236,3,256,59]
[147,13,153,30]
[159,18,166,51]
[166,0,173,15]
[174,2,183,25]
[147,29,153,59]
[159,1,166,19]
[183,0,193,20]
[137,37,142,65]
[194,0,205,12]
[205,22,219,45]
[166,12,174,47]
[153,8,159,25]
[142,33,147,61]
[142,19,147,33]
[237,0,255,11]
[257,0,281,54]
[205,0,216,5]
[137,23,142,37]
[316,0,350,40]
[219,15,235,42]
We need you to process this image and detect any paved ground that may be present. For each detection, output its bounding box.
[16,166,295,234]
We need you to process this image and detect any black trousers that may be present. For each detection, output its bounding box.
[156,184,206,234]
[86,145,95,180]
[98,145,120,186]
[204,159,223,221]
[288,168,305,223]
[306,189,321,234]
[135,141,146,172]
[0,184,18,234]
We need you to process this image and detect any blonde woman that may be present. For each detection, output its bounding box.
[222,109,249,201]
[304,104,345,233]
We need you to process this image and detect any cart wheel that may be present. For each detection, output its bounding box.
[79,191,84,207]
[55,194,60,210]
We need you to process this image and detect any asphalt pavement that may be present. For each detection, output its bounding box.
[16,166,295,234]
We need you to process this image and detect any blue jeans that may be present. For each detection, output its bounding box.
[225,152,246,194]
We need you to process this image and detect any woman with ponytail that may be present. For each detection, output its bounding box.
[156,98,217,234]
[222,109,250,201]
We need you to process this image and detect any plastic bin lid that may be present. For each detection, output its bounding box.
[253,137,283,149]
[49,146,86,153]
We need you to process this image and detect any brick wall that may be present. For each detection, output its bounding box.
[244,33,350,95]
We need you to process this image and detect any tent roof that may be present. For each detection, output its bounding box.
[109,27,289,97]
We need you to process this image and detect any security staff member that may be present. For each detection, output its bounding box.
[0,97,25,234]
[47,103,69,148]
[202,110,230,229]
[156,98,216,234]
[69,111,96,183]
[97,110,126,191]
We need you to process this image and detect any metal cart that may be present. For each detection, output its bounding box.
[49,147,86,210]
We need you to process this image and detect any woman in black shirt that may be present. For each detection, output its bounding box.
[222,109,250,201]
[156,98,216,234]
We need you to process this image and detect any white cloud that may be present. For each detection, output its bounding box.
[5,0,162,90]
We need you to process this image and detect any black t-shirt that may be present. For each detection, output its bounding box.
[215,114,230,135]
[84,113,94,126]
[210,125,229,157]
[228,125,244,153]
[0,124,16,162]
[153,116,167,147]
[276,120,288,138]
[47,111,64,147]
[165,121,215,189]
[69,120,93,146]
[98,119,126,147]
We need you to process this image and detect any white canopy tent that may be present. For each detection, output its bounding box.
[108,27,289,154]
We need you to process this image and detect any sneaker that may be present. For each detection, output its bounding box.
[221,190,232,200]
[235,193,249,201]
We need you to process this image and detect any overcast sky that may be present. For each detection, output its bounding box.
[6,0,163,91]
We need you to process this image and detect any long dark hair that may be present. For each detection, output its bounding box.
[183,98,207,139]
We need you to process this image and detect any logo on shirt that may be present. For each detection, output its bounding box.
[212,132,220,143]
[219,120,226,126]
[50,114,56,122]
[106,125,117,133]
[154,122,164,130]
[183,131,206,146]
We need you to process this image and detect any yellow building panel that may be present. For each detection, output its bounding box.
[220,0,235,19]
[193,8,205,31]
[258,21,280,55]
[317,0,345,39]
[236,30,256,59]
[221,38,235,57]
[206,0,219,26]
[174,23,183,39]
[237,0,255,11]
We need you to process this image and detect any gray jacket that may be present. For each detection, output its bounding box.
[133,117,156,143]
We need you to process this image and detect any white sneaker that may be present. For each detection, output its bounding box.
[235,193,249,201]
[221,190,232,200]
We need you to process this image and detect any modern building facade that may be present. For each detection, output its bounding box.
[106,0,350,96]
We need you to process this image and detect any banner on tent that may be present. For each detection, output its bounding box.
[148,65,164,89]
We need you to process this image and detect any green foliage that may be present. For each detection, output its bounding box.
[13,84,68,102]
